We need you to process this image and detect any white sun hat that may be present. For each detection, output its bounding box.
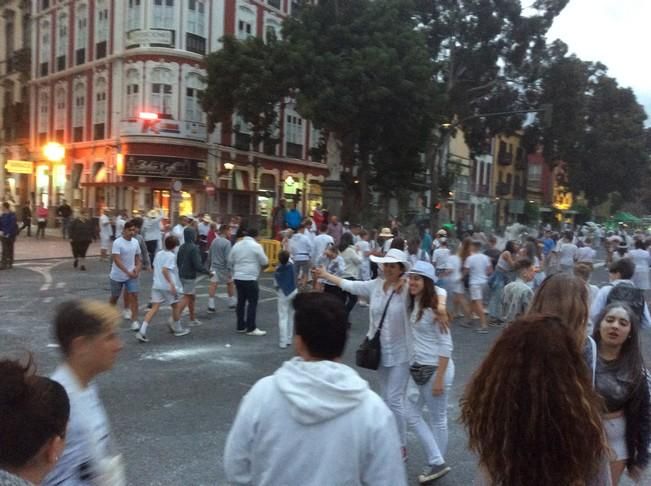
[406,260,437,283]
[369,248,410,271]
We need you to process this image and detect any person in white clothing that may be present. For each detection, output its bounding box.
[171,216,190,247]
[576,238,596,264]
[108,220,142,332]
[142,208,163,264]
[98,208,112,260]
[311,223,335,286]
[273,251,297,349]
[463,240,492,333]
[556,231,578,273]
[223,292,407,486]
[314,248,412,459]
[628,239,650,290]
[404,261,453,483]
[356,229,372,281]
[114,211,126,240]
[289,222,313,289]
[228,228,269,335]
[43,300,125,486]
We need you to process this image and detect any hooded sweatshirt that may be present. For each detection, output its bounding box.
[224,357,407,486]
[176,227,209,280]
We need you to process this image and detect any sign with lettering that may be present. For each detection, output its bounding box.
[125,155,205,180]
[127,29,173,46]
[5,160,33,174]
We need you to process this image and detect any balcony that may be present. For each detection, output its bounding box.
[496,182,511,196]
[120,117,207,142]
[498,151,513,166]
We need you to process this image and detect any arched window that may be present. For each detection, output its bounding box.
[38,90,49,134]
[184,74,204,122]
[237,7,255,40]
[55,86,66,131]
[75,4,88,65]
[125,69,141,118]
[56,13,68,70]
[95,0,109,58]
[93,78,107,139]
[151,68,173,115]
[73,82,85,141]
[39,20,51,75]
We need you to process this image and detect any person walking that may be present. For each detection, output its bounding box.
[0,202,17,270]
[18,200,31,236]
[273,250,297,349]
[57,199,72,240]
[288,222,313,290]
[592,303,651,484]
[108,220,142,332]
[69,209,94,271]
[176,227,212,327]
[404,261,453,483]
[136,235,189,342]
[35,202,48,239]
[627,239,650,291]
[207,224,237,313]
[460,314,611,486]
[315,243,345,296]
[557,231,578,273]
[339,232,362,316]
[98,207,112,261]
[327,215,344,246]
[43,300,125,486]
[463,240,492,333]
[577,237,597,263]
[228,228,269,336]
[142,208,163,264]
[223,292,407,486]
[500,258,535,325]
[0,358,69,486]
[487,240,518,326]
[271,199,287,240]
[314,248,412,460]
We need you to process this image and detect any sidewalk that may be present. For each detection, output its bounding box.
[13,228,101,261]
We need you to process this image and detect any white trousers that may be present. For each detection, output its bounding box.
[377,363,410,447]
[406,360,455,466]
[277,290,297,346]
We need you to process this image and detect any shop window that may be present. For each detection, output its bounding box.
[178,191,193,216]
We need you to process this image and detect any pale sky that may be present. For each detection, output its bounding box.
[545,0,651,123]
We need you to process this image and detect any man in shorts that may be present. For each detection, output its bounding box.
[136,235,189,342]
[208,224,236,312]
[463,240,492,334]
[109,220,142,331]
[177,227,212,326]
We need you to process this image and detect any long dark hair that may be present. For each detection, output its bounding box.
[338,232,354,253]
[408,276,439,322]
[504,240,518,255]
[592,303,651,473]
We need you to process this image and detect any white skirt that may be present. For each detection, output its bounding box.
[604,415,628,461]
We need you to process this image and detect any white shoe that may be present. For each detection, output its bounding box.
[130,321,140,331]
[136,332,149,343]
[228,297,237,309]
[189,319,203,327]
[123,309,132,320]
[172,326,191,337]
[246,328,267,336]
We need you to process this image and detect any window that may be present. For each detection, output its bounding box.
[55,86,66,131]
[38,91,49,134]
[151,68,173,115]
[75,5,88,65]
[265,19,281,41]
[186,33,206,55]
[41,0,50,10]
[73,82,85,141]
[40,21,51,76]
[125,69,140,118]
[187,0,206,35]
[95,0,109,59]
[153,0,175,29]
[185,75,204,122]
[56,14,67,71]
[267,0,281,9]
[94,78,107,123]
[127,0,141,31]
[285,114,304,158]
[5,22,14,61]
[237,7,255,40]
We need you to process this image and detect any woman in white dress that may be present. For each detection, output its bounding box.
[628,239,650,290]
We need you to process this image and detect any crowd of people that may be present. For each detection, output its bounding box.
[3,204,651,484]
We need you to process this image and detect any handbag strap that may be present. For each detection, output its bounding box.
[377,290,396,332]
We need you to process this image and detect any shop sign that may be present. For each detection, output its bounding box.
[127,29,173,46]
[125,155,205,180]
[5,160,33,174]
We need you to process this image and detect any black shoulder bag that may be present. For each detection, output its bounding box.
[356,291,395,370]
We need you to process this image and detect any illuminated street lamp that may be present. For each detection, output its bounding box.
[139,112,159,120]
[42,142,65,162]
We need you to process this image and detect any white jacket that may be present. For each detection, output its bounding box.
[228,237,269,281]
[223,358,407,486]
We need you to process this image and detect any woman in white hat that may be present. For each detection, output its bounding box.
[314,248,412,459]
[404,261,453,483]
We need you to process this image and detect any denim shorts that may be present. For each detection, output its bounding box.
[110,278,139,297]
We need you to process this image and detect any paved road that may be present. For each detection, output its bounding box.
[0,256,648,485]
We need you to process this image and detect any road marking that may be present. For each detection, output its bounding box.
[56,282,66,288]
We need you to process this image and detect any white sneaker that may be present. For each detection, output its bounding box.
[172,325,191,337]
[130,321,140,332]
[189,319,203,327]
[123,309,132,320]
[136,332,149,343]
[228,297,237,309]
[246,328,267,336]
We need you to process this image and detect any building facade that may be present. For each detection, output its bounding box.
[491,133,527,228]
[29,0,326,232]
[1,0,32,204]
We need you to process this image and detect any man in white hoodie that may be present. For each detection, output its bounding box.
[223,292,407,486]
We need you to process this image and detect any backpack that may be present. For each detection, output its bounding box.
[605,281,645,322]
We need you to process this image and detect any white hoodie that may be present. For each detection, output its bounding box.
[223,357,407,486]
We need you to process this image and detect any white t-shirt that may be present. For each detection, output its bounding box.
[152,250,181,292]
[172,224,185,246]
[99,214,112,239]
[432,248,451,269]
[464,253,491,286]
[576,246,596,263]
[557,242,578,266]
[109,236,141,281]
[313,233,335,264]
